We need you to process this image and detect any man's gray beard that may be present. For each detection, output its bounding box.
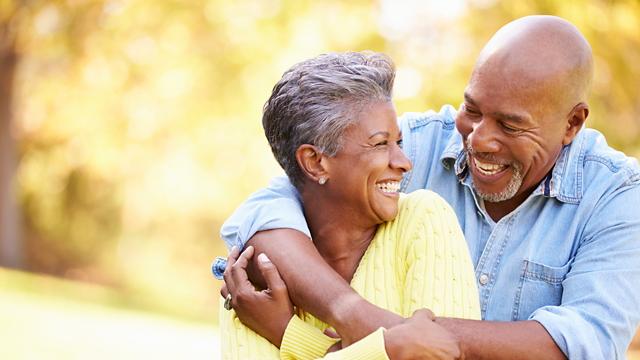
[466,148,524,203]
[475,166,523,202]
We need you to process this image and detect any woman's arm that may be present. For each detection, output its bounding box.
[221,191,479,358]
[221,246,390,360]
[242,229,403,344]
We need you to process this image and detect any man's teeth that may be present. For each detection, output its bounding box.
[376,181,400,193]
[473,158,507,175]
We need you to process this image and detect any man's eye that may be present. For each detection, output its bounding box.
[463,104,481,117]
[375,140,388,147]
[501,123,521,133]
[396,139,403,147]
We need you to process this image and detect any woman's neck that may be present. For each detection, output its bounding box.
[300,189,378,283]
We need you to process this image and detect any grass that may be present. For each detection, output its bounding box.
[0,267,220,359]
[1,267,638,359]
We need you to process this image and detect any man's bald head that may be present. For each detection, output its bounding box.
[473,15,593,115]
[457,16,595,210]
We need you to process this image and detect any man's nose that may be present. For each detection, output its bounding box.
[469,120,500,154]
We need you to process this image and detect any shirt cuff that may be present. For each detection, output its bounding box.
[323,328,389,360]
[280,315,339,360]
[529,305,605,359]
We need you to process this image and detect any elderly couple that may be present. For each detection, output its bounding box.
[213,15,640,359]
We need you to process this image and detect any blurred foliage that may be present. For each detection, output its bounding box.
[2,0,638,324]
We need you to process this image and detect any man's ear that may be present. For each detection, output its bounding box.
[562,102,589,146]
[295,144,329,184]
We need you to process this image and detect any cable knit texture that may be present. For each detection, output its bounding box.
[220,190,481,359]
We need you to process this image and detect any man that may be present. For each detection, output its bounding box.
[216,15,640,359]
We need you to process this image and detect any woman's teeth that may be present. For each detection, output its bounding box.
[473,158,507,175]
[376,181,400,193]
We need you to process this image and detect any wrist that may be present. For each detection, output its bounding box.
[271,314,295,348]
[435,317,467,360]
[330,295,403,345]
[383,327,404,360]
[328,292,364,331]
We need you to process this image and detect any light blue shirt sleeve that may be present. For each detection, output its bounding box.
[219,176,311,250]
[529,183,640,359]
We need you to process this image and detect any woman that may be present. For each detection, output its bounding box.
[218,51,480,359]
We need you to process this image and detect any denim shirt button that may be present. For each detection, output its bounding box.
[479,274,489,285]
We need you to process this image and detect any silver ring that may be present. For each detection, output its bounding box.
[224,293,233,310]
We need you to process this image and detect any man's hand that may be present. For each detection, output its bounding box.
[221,246,294,348]
[384,309,462,360]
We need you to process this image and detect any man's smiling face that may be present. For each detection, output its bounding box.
[455,59,569,207]
[453,16,592,217]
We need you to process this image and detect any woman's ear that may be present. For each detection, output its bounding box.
[562,102,589,146]
[295,144,329,184]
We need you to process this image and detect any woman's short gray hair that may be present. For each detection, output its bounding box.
[263,51,395,188]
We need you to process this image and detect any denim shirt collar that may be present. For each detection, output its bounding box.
[440,129,585,204]
[440,129,464,172]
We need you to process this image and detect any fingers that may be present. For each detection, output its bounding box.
[411,308,436,322]
[223,245,256,298]
[230,246,254,285]
[223,245,245,295]
[257,253,287,297]
[220,283,229,298]
[234,245,255,271]
[227,246,241,267]
[223,246,238,294]
[325,341,343,354]
[323,328,340,339]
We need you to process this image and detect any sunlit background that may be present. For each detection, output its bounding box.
[1,0,638,358]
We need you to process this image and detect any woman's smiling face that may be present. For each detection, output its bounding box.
[322,101,412,225]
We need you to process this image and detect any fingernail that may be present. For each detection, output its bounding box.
[230,246,237,252]
[258,253,270,263]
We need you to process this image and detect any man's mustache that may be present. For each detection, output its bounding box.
[465,143,522,170]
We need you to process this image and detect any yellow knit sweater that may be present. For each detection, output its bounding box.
[219,190,481,359]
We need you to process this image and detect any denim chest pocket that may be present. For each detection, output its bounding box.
[513,259,571,321]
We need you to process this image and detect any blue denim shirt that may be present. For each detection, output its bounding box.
[217,105,640,359]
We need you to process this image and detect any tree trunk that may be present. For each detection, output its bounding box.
[0,19,22,269]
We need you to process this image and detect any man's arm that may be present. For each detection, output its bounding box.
[220,176,311,250]
[242,224,584,359]
[522,183,640,359]
[393,182,640,360]
[219,176,402,343]
[244,229,403,345]
[436,318,565,360]
[220,176,639,357]
[222,187,564,358]
[223,246,463,359]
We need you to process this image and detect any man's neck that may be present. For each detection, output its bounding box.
[484,189,532,221]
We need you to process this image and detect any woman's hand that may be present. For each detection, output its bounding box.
[384,309,462,360]
[221,246,294,348]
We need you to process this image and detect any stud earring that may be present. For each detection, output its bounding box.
[318,177,327,185]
